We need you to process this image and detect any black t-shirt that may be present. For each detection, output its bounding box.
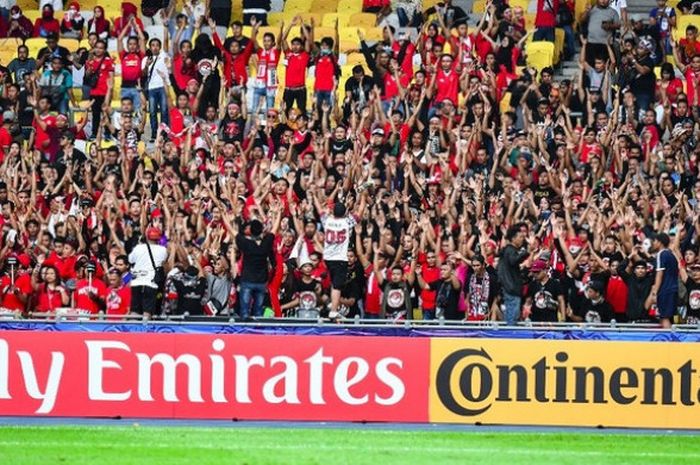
[383,281,409,315]
[528,278,563,322]
[295,277,321,310]
[631,56,656,96]
[582,298,614,323]
[173,275,207,315]
[685,278,700,319]
[430,279,460,320]
[235,233,275,283]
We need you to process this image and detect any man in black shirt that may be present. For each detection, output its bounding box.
[630,40,656,114]
[525,259,565,322]
[172,266,207,316]
[235,219,276,318]
[417,262,461,320]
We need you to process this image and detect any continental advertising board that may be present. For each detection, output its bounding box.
[1,330,699,428]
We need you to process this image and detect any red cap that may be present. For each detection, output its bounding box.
[15,254,31,268]
[146,227,162,241]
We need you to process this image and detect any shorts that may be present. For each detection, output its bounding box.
[324,260,348,290]
[131,285,158,315]
[657,291,677,320]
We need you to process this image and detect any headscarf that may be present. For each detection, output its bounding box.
[62,2,83,29]
[88,6,109,38]
[34,5,60,38]
[114,2,143,37]
[8,6,33,38]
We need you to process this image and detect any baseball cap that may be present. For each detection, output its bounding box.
[530,259,548,273]
[372,127,385,136]
[2,110,15,122]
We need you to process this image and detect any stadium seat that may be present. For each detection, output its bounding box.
[344,52,367,68]
[364,27,384,42]
[472,0,486,13]
[339,28,364,53]
[267,12,285,26]
[25,38,46,58]
[23,10,41,24]
[0,37,22,51]
[674,16,700,42]
[313,27,337,43]
[322,13,338,28]
[337,13,352,27]
[283,1,310,14]
[337,0,363,15]
[59,38,80,52]
[526,41,554,71]
[350,13,377,29]
[299,13,321,26]
[311,0,338,14]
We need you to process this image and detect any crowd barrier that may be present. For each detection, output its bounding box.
[1,321,699,428]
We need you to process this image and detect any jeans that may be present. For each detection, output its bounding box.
[422,309,435,320]
[121,86,142,111]
[635,93,654,116]
[239,281,267,318]
[502,292,522,325]
[252,86,276,114]
[315,91,333,111]
[147,87,169,139]
[56,97,69,115]
[562,25,575,59]
[533,27,555,43]
[0,8,8,21]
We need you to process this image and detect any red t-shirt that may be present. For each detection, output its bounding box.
[0,127,11,160]
[35,284,67,312]
[106,285,131,315]
[43,252,78,282]
[435,67,460,104]
[419,265,440,311]
[213,32,254,87]
[686,68,700,106]
[173,54,197,91]
[285,50,310,88]
[73,278,108,314]
[32,113,57,152]
[87,55,114,97]
[0,274,31,311]
[364,264,383,314]
[535,0,558,28]
[119,50,144,84]
[391,41,416,78]
[314,54,338,92]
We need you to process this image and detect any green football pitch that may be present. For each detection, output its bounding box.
[0,425,697,465]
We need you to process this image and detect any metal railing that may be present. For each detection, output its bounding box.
[2,309,700,333]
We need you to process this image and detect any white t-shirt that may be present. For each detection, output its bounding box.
[142,53,170,90]
[609,0,627,17]
[129,242,168,288]
[321,214,357,262]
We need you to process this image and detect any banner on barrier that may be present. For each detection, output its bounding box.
[0,331,429,422]
[429,338,700,428]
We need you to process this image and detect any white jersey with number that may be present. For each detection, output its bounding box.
[321,214,357,262]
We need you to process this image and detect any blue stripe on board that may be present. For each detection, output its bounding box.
[1,321,700,342]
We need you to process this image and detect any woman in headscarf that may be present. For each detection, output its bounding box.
[6,6,33,39]
[87,6,110,40]
[33,4,60,38]
[112,2,143,37]
[61,2,85,39]
[190,32,221,116]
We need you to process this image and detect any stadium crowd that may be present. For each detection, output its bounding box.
[0,0,697,328]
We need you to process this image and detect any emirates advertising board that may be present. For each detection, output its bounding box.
[1,331,700,428]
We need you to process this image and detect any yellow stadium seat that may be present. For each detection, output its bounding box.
[284,1,310,14]
[364,27,384,41]
[267,12,285,26]
[526,41,554,71]
[337,13,351,27]
[524,13,536,29]
[339,27,364,53]
[59,38,80,52]
[674,16,700,42]
[25,37,46,58]
[16,0,36,9]
[311,0,338,14]
[313,27,336,42]
[23,10,41,24]
[500,91,512,113]
[337,0,363,14]
[322,13,338,28]
[0,50,16,66]
[509,0,531,12]
[299,13,321,26]
[575,0,594,23]
[472,0,486,13]
[344,52,367,68]
[244,25,280,40]
[0,37,22,51]
[350,12,377,29]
